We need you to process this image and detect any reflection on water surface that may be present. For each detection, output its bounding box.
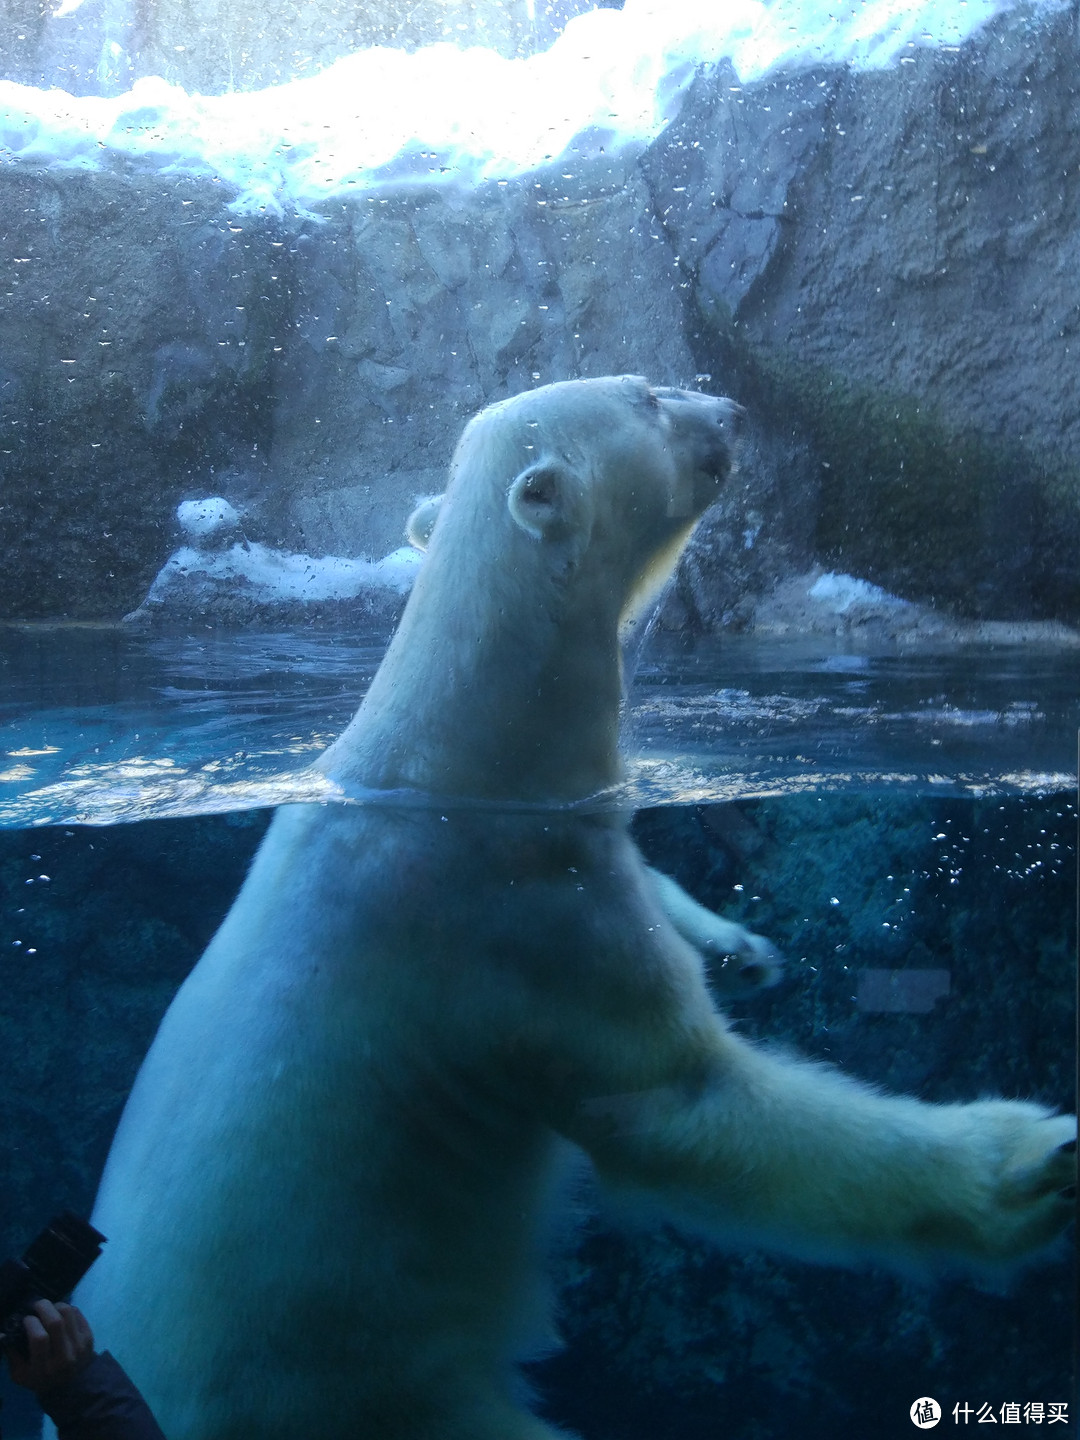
[0,625,1076,826]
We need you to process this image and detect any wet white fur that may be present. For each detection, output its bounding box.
[75,378,1075,1440]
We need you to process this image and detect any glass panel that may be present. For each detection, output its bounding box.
[1,2,1075,1438]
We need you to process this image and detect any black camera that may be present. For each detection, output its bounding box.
[0,1213,106,1351]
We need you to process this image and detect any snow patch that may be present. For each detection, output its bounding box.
[127,540,423,622]
[808,572,910,615]
[151,541,422,604]
[0,0,1030,212]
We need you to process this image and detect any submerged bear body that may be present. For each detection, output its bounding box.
[85,804,704,1438]
[77,379,1075,1440]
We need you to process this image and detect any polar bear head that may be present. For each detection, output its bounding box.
[324,377,740,801]
[408,376,740,629]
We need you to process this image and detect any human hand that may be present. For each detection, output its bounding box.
[5,1300,95,1392]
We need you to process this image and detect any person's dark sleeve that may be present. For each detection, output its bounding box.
[37,1351,167,1440]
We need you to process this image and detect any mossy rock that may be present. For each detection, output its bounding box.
[700,317,1080,624]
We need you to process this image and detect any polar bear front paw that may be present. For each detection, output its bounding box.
[698,923,784,996]
[948,1105,1077,1263]
[998,1116,1076,1207]
[647,866,784,995]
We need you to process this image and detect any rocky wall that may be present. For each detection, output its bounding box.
[0,170,284,618]
[653,6,1080,623]
[1,1,1077,627]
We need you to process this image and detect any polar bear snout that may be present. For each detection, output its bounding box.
[655,387,743,468]
[653,385,743,431]
[649,388,742,520]
[695,395,742,481]
[713,395,744,440]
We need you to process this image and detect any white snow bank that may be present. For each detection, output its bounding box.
[144,541,422,607]
[808,571,911,614]
[0,0,1033,212]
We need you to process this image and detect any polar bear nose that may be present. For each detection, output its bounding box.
[652,387,742,436]
[652,388,743,484]
[708,398,744,445]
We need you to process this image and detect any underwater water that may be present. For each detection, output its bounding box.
[0,790,1075,1439]
[0,627,1076,1439]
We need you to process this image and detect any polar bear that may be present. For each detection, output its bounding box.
[76,377,1075,1440]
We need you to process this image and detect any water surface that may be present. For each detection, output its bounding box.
[2,625,1075,827]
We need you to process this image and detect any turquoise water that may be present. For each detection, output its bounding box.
[2,625,1076,826]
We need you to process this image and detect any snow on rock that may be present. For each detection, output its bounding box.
[808,572,910,615]
[0,0,1027,213]
[748,569,1080,647]
[176,497,241,541]
[126,539,423,625]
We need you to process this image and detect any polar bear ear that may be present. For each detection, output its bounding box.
[405,494,444,552]
[507,462,584,542]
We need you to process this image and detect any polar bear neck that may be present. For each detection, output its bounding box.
[319,555,629,805]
